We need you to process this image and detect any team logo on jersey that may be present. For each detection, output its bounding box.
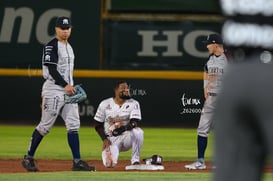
[134,104,139,109]
[208,67,224,74]
[106,104,111,110]
[45,55,51,61]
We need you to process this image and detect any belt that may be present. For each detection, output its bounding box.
[209,93,217,96]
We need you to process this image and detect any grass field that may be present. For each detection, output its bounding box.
[0,125,214,161]
[0,172,213,181]
[0,125,272,180]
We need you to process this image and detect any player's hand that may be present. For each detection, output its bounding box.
[102,139,111,150]
[64,85,76,95]
[204,87,209,99]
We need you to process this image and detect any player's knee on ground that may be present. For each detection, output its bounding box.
[103,159,117,168]
[102,147,118,168]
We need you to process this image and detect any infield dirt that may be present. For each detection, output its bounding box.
[1,159,273,173]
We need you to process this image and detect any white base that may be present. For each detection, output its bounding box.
[125,164,164,170]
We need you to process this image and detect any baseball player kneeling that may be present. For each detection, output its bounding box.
[94,80,144,168]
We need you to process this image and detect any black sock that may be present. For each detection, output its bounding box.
[27,129,44,157]
[67,131,81,160]
[197,135,207,159]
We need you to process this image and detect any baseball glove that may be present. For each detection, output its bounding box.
[64,85,87,104]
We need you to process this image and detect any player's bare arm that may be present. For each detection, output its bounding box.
[95,120,109,149]
[102,139,111,150]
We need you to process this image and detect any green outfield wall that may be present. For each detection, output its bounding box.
[0,0,100,69]
[0,0,222,126]
[108,0,221,14]
[0,70,204,127]
[102,20,222,70]
[0,0,223,70]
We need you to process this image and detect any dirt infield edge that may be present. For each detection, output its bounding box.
[1,159,272,173]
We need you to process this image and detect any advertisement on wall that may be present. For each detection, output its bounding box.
[103,20,222,70]
[0,0,216,126]
[0,0,100,69]
[0,77,204,127]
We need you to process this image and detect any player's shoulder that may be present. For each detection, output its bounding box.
[45,38,58,47]
[99,97,113,106]
[210,53,227,62]
[126,98,140,105]
[206,54,214,63]
[219,53,229,63]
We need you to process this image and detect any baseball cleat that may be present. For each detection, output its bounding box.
[185,159,206,170]
[72,160,96,171]
[22,155,39,172]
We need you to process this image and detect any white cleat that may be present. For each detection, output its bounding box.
[185,159,206,170]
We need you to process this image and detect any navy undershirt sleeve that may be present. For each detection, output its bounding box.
[47,64,68,87]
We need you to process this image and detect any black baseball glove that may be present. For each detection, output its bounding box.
[112,126,126,137]
[112,120,138,136]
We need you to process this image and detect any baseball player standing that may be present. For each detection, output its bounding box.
[22,16,95,172]
[214,0,273,180]
[185,34,228,170]
[94,80,144,168]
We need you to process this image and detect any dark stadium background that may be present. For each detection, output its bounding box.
[0,0,223,127]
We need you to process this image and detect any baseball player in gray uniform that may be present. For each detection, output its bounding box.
[22,16,95,172]
[185,34,228,170]
[94,80,144,168]
[214,0,273,180]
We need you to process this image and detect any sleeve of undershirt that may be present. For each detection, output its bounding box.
[47,64,68,87]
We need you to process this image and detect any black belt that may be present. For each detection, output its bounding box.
[209,93,217,96]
